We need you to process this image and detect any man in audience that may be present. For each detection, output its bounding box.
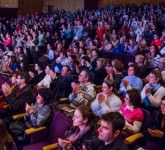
[50,65,74,101]
[3,73,34,114]
[83,112,128,150]
[69,69,96,106]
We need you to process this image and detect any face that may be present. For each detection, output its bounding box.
[72,109,85,127]
[2,83,10,94]
[45,66,50,74]
[158,59,165,69]
[35,64,40,71]
[102,82,111,94]
[36,94,44,104]
[61,66,69,76]
[11,75,17,84]
[124,94,131,106]
[161,100,165,115]
[98,120,113,143]
[148,73,158,85]
[16,75,22,85]
[128,66,135,76]
[78,71,88,83]
[150,45,155,53]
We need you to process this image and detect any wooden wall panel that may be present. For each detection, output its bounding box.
[18,0,43,15]
[97,0,165,7]
[43,0,84,12]
[0,0,18,8]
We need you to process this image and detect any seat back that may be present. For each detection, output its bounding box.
[48,111,72,143]
[141,108,150,134]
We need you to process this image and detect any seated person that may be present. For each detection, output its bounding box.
[69,69,96,106]
[50,65,74,101]
[2,73,34,114]
[91,79,122,116]
[58,105,96,150]
[9,88,51,137]
[121,89,144,134]
[37,65,54,88]
[146,96,165,150]
[119,65,143,96]
[141,70,165,110]
[89,112,128,150]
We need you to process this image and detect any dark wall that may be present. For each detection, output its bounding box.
[0,8,17,18]
[84,0,97,10]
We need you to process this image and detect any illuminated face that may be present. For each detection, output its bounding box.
[128,66,135,76]
[36,94,44,104]
[102,82,111,95]
[98,120,113,143]
[78,71,87,83]
[161,100,165,115]
[148,73,158,85]
[72,109,85,127]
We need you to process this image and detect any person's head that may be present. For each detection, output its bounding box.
[158,57,165,70]
[36,88,51,105]
[61,65,71,76]
[113,61,124,73]
[148,70,163,85]
[102,79,114,94]
[96,58,106,69]
[72,105,94,128]
[11,74,17,85]
[78,69,93,84]
[124,89,141,107]
[35,63,44,71]
[135,54,145,64]
[98,112,125,144]
[16,72,30,85]
[2,82,11,95]
[161,96,165,115]
[128,65,136,76]
[45,65,51,74]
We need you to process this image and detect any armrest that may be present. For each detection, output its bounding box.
[124,133,144,144]
[3,104,10,109]
[25,126,47,135]
[43,143,58,150]
[12,113,26,120]
[59,98,68,102]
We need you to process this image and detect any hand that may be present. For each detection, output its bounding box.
[122,79,129,88]
[148,128,164,138]
[145,86,151,96]
[58,138,72,149]
[98,94,105,103]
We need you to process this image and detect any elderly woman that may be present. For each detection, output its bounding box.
[91,79,122,116]
[58,105,96,150]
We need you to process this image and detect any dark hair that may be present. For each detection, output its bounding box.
[113,61,124,72]
[37,88,51,104]
[150,69,163,85]
[161,96,165,101]
[126,89,141,107]
[18,72,30,83]
[101,112,125,132]
[77,105,95,126]
[82,69,94,82]
[103,79,114,88]
[0,119,14,149]
[63,65,71,72]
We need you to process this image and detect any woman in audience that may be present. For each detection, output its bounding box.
[0,119,16,150]
[91,79,122,116]
[58,105,96,150]
[141,70,165,111]
[121,89,144,134]
[9,88,51,138]
[146,96,165,150]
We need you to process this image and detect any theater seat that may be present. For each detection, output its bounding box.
[23,111,72,150]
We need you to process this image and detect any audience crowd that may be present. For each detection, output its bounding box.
[0,3,165,150]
